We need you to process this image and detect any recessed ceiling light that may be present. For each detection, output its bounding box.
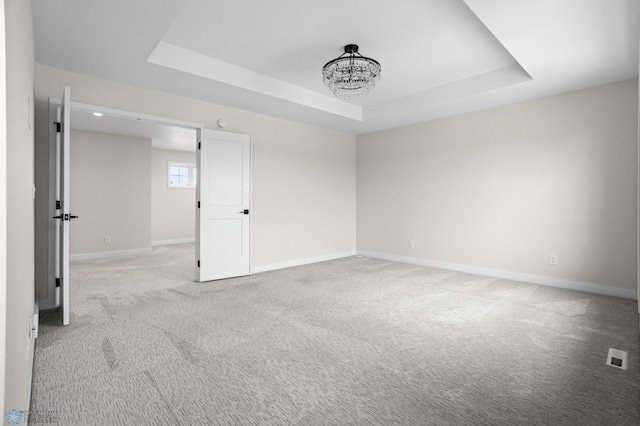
[93,112,103,117]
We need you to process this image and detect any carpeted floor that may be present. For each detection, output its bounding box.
[29,244,640,425]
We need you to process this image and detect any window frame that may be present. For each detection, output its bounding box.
[167,161,197,189]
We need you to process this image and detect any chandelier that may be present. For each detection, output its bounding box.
[322,44,381,99]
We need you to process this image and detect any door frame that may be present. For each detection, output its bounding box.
[40,100,204,311]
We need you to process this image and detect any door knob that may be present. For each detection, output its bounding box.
[52,214,79,221]
[238,209,249,215]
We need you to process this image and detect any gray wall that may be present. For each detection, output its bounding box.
[3,0,35,414]
[69,129,151,256]
[357,79,638,296]
[34,64,357,301]
[151,149,195,244]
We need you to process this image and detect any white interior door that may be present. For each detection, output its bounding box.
[196,129,251,282]
[55,86,72,325]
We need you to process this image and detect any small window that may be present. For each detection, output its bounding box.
[168,162,197,188]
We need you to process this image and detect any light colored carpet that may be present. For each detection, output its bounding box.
[30,244,640,425]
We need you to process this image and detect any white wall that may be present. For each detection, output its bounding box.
[151,149,195,245]
[3,0,35,414]
[357,79,638,298]
[69,129,151,257]
[69,143,196,255]
[0,0,6,413]
[253,126,356,267]
[69,138,197,257]
[34,64,356,299]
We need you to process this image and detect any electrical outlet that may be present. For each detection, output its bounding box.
[105,236,111,244]
[32,313,38,339]
[409,240,415,249]
[549,254,557,265]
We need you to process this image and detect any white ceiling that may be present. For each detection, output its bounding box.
[34,0,639,137]
[70,109,198,152]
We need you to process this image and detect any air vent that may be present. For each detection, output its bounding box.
[606,348,628,370]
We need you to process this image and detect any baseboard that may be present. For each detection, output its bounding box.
[152,238,195,246]
[253,250,357,274]
[70,248,153,262]
[357,250,638,300]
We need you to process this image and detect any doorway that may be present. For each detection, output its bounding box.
[42,99,203,312]
[44,98,253,318]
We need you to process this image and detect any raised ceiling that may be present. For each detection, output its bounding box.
[33,0,639,135]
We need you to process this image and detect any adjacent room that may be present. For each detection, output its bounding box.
[1,0,639,424]
[67,110,198,261]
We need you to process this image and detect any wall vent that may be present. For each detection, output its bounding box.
[606,348,628,370]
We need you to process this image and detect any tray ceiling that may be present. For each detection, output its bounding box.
[34,0,639,134]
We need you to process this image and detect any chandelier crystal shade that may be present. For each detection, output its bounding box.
[322,44,381,99]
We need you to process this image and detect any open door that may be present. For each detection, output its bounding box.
[53,86,75,325]
[196,129,251,282]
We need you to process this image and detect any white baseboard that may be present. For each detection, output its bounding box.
[357,250,638,300]
[70,248,153,262]
[253,250,357,274]
[152,238,195,246]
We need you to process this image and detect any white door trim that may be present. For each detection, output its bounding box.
[48,98,204,130]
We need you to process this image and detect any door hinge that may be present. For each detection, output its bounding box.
[54,121,61,133]
[197,260,200,268]
[55,278,61,288]
[56,200,61,210]
[198,142,201,149]
[197,201,200,208]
